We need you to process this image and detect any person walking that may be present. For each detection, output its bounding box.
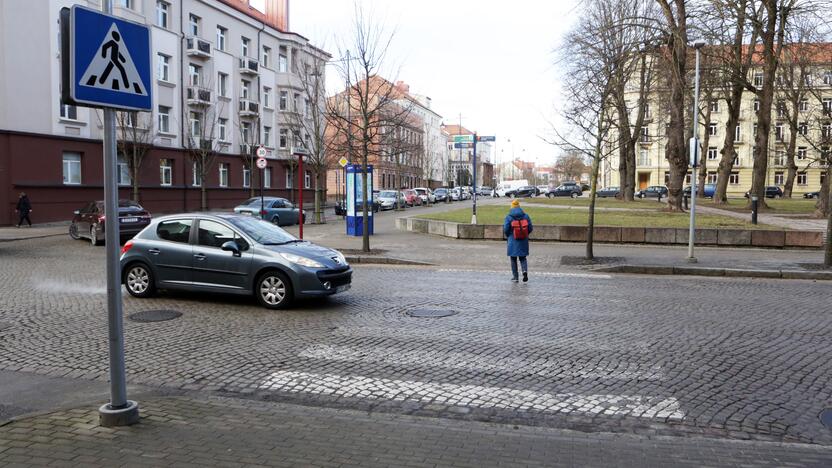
[503,199,533,283]
[15,192,32,228]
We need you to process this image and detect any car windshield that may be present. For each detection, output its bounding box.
[226,216,297,245]
[379,191,397,198]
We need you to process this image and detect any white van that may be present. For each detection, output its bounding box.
[495,179,529,197]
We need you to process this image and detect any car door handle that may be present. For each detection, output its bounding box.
[194,253,206,261]
[148,248,161,255]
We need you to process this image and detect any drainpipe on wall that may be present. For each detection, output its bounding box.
[179,0,186,211]
[256,21,265,194]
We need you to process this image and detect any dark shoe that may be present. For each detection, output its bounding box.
[522,272,528,282]
[511,277,519,283]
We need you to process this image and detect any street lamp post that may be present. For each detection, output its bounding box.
[687,40,706,263]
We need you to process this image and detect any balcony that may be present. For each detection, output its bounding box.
[639,136,652,145]
[186,37,212,58]
[239,99,259,117]
[186,86,212,106]
[239,57,259,75]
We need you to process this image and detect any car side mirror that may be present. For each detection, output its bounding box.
[221,240,241,257]
[73,210,80,215]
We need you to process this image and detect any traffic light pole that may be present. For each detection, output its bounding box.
[472,132,478,224]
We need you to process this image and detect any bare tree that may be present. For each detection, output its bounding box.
[555,152,590,182]
[115,111,153,202]
[184,94,226,211]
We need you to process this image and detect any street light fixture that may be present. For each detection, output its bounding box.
[687,39,707,263]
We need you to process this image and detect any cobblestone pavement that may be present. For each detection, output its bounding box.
[1,236,831,450]
[1,395,831,467]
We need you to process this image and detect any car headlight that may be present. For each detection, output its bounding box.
[333,251,347,266]
[279,252,324,268]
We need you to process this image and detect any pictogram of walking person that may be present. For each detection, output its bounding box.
[98,31,129,91]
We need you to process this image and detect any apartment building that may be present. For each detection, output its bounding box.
[607,48,831,196]
[0,0,328,225]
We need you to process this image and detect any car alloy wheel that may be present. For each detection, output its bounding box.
[69,223,80,240]
[571,192,578,199]
[257,271,293,309]
[271,216,280,226]
[124,263,155,298]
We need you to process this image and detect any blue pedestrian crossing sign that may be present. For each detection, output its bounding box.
[63,5,152,111]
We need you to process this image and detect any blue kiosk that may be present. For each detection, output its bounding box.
[345,164,374,236]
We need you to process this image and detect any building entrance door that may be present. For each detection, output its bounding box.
[638,173,650,190]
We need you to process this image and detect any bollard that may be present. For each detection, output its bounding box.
[751,196,758,225]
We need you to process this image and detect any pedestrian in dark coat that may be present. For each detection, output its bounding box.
[15,192,32,228]
[503,199,533,282]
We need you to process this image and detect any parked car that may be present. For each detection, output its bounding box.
[596,186,620,198]
[683,183,717,198]
[434,187,450,202]
[449,187,463,201]
[512,186,537,198]
[377,190,405,210]
[333,198,381,216]
[547,184,582,198]
[402,189,423,207]
[234,197,307,226]
[460,187,472,200]
[69,199,152,246]
[480,186,493,197]
[536,185,549,196]
[744,186,784,199]
[804,190,821,199]
[635,186,669,199]
[121,213,352,309]
[414,187,436,204]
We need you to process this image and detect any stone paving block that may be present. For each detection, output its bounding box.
[644,228,676,244]
[751,230,786,248]
[717,229,752,246]
[785,230,824,248]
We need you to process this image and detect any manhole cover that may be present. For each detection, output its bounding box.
[821,409,832,430]
[406,308,458,318]
[128,310,182,323]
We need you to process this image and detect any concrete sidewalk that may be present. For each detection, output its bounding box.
[0,224,67,242]
[697,204,827,232]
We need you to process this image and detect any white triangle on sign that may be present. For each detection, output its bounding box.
[79,23,148,96]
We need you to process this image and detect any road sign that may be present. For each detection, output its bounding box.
[453,135,474,143]
[338,157,349,167]
[64,5,152,111]
[477,135,496,142]
[256,146,267,158]
[256,157,267,169]
[454,142,474,149]
[291,146,310,156]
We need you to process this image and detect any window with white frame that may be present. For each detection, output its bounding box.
[279,129,288,148]
[640,127,649,142]
[188,63,200,86]
[753,72,763,87]
[797,147,807,160]
[243,167,250,188]
[285,169,293,188]
[262,46,271,68]
[729,172,740,185]
[60,102,77,120]
[304,170,311,188]
[707,147,718,160]
[240,79,249,99]
[799,99,809,112]
[263,126,271,147]
[263,167,271,188]
[190,111,202,137]
[708,123,717,136]
[263,87,271,107]
[823,122,832,138]
[279,91,288,110]
[158,105,170,133]
[707,172,718,184]
[753,99,760,112]
[775,124,784,141]
[798,122,808,136]
[156,1,169,28]
[241,121,251,143]
[160,159,172,186]
[216,26,226,51]
[776,101,786,118]
[774,171,784,185]
[304,98,310,117]
[709,100,719,113]
[188,14,200,36]
[823,98,832,115]
[293,93,300,112]
[218,72,228,97]
[797,172,808,185]
[117,156,130,186]
[753,123,758,136]
[62,152,81,185]
[192,161,201,187]
[824,71,832,85]
[278,46,288,72]
[218,118,227,141]
[119,0,133,9]
[735,124,742,141]
[774,150,786,166]
[241,37,250,57]
[157,53,170,81]
[219,163,228,187]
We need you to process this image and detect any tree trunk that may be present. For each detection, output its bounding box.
[314,170,323,224]
[697,105,713,198]
[661,1,688,212]
[201,183,207,211]
[713,87,741,204]
[816,165,830,218]
[783,123,798,197]
[586,140,602,261]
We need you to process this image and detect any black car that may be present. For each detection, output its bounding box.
[69,199,152,246]
[803,190,821,199]
[596,186,620,198]
[744,186,784,199]
[546,184,582,198]
[513,186,537,198]
[434,188,450,202]
[334,199,380,216]
[635,186,668,199]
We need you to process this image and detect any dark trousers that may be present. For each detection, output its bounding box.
[17,212,31,227]
[510,256,527,279]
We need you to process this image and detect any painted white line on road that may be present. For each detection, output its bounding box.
[436,269,612,279]
[258,370,684,420]
[299,344,663,381]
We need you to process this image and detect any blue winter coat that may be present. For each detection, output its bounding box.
[503,207,533,257]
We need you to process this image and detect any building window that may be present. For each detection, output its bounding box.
[753,73,763,87]
[753,99,760,112]
[797,172,808,185]
[241,122,251,143]
[707,172,718,184]
[707,147,718,160]
[218,72,228,97]
[262,46,271,68]
[219,163,228,187]
[188,63,201,86]
[637,149,649,166]
[241,37,250,57]
[824,71,832,86]
[774,150,786,166]
[60,103,77,120]
[753,123,758,136]
[218,118,227,141]
[158,105,170,133]
[799,99,809,112]
[775,124,784,141]
[279,91,288,110]
[279,129,288,149]
[293,93,300,112]
[190,111,202,137]
[118,156,131,186]
[708,123,717,136]
[664,171,670,185]
[286,170,293,189]
[304,170,311,189]
[240,79,249,100]
[62,152,82,185]
[192,161,201,187]
[709,100,719,113]
[304,98,311,117]
[216,26,226,51]
[798,122,808,136]
[729,171,740,185]
[776,101,786,118]
[157,53,170,81]
[797,147,807,160]
[264,126,272,147]
[263,87,271,108]
[823,122,832,139]
[278,46,288,72]
[263,167,271,188]
[735,125,741,141]
[823,98,831,116]
[160,159,172,186]
[119,0,133,9]
[188,14,200,37]
[640,127,649,143]
[156,1,169,28]
[243,167,251,188]
[774,171,784,185]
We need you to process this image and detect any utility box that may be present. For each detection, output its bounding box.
[346,164,374,236]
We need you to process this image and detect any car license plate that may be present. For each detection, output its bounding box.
[336,284,351,293]
[120,217,138,223]
[242,211,252,216]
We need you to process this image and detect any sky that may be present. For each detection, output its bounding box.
[290,0,579,167]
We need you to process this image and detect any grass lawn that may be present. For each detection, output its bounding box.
[701,198,818,214]
[524,197,662,210]
[418,205,774,229]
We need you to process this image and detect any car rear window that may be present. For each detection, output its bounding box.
[156,219,192,244]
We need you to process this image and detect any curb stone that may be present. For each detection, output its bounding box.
[345,256,434,266]
[594,264,832,281]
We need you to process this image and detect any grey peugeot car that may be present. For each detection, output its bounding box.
[120,213,351,309]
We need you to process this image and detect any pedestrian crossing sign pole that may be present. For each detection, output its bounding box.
[60,2,151,428]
